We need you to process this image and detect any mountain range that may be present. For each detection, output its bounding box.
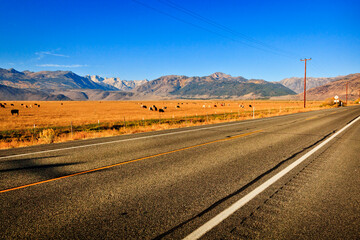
[84,75,148,91]
[133,72,295,99]
[297,73,360,101]
[279,76,344,94]
[0,67,358,101]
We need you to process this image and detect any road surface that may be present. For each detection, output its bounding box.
[1,106,359,239]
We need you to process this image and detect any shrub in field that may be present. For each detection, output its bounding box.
[39,129,55,144]
[321,98,336,107]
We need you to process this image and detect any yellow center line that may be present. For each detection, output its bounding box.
[0,130,263,194]
[305,116,319,121]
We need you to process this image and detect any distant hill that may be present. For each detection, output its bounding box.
[9,67,360,101]
[52,89,134,101]
[279,76,343,93]
[134,72,295,99]
[85,75,148,91]
[0,84,70,101]
[0,68,117,91]
[297,73,360,100]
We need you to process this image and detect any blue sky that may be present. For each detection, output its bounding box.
[1,0,359,81]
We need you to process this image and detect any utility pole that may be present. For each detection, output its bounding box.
[346,82,348,104]
[300,58,311,108]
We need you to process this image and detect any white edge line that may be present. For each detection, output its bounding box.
[183,115,360,240]
[0,113,297,160]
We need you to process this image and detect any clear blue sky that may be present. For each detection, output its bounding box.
[1,0,359,81]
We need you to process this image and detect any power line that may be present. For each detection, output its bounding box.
[132,0,298,59]
[158,0,301,58]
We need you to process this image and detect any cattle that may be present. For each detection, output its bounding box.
[0,103,5,108]
[34,103,38,106]
[159,109,165,113]
[11,109,19,115]
[214,105,217,107]
[152,105,158,111]
[163,106,167,109]
[176,105,180,108]
[21,103,23,106]
[249,105,252,108]
[3,103,6,105]
[38,105,40,107]
[10,104,14,106]
[149,107,153,111]
[141,105,147,109]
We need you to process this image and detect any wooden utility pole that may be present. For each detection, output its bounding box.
[346,82,348,104]
[300,58,311,108]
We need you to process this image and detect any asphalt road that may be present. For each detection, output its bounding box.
[1,106,359,239]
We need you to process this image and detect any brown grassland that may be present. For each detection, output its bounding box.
[0,100,349,149]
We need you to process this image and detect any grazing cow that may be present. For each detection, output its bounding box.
[10,104,14,106]
[214,105,217,107]
[21,103,23,106]
[0,103,5,108]
[38,105,40,107]
[153,106,157,111]
[159,109,165,113]
[142,105,147,109]
[3,103,6,105]
[163,106,167,109]
[249,105,252,108]
[34,103,38,106]
[149,107,153,111]
[176,105,180,108]
[11,109,19,115]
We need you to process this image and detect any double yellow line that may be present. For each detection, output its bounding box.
[0,130,262,194]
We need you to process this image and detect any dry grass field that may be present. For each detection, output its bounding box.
[0,100,339,149]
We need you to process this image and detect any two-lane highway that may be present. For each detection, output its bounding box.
[1,106,360,239]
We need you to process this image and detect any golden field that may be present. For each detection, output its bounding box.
[0,100,338,149]
[0,100,325,130]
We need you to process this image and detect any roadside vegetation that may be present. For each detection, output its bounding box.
[0,100,353,149]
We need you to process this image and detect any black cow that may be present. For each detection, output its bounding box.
[0,103,5,108]
[159,109,165,112]
[249,105,252,108]
[176,105,180,108]
[149,107,153,111]
[10,104,14,106]
[11,109,19,115]
[38,105,40,107]
[163,106,167,109]
[142,105,147,109]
